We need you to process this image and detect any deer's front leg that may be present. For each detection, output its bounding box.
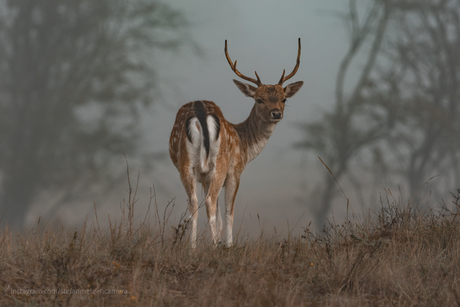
[224,174,240,247]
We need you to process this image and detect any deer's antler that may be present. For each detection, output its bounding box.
[278,38,301,85]
[225,40,262,87]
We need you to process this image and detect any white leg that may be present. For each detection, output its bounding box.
[216,199,223,240]
[225,212,233,247]
[206,195,219,245]
[189,193,198,249]
[224,176,239,247]
[204,185,222,242]
[205,179,225,246]
[182,175,198,250]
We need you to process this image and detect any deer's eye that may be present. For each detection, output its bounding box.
[282,99,287,103]
[257,99,264,104]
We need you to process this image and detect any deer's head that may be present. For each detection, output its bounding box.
[225,38,304,123]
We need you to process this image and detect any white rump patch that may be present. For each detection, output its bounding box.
[207,115,219,141]
[186,117,202,173]
[206,115,221,170]
[186,116,221,174]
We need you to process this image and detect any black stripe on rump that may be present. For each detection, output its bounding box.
[185,101,211,159]
[185,116,193,143]
[195,101,210,158]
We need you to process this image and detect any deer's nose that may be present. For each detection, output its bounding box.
[271,110,282,119]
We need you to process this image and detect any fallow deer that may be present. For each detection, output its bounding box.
[169,39,304,248]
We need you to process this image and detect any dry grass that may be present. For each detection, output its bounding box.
[2,182,460,306]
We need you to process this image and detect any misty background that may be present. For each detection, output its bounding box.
[1,0,460,235]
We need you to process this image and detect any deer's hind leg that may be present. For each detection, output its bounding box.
[204,172,226,245]
[204,183,223,243]
[180,170,199,249]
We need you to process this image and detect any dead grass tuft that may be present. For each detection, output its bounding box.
[2,179,460,306]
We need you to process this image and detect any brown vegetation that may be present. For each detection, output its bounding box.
[1,186,460,306]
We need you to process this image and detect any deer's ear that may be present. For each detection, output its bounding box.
[284,81,304,98]
[233,79,257,98]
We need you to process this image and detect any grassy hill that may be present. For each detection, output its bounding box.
[2,188,460,306]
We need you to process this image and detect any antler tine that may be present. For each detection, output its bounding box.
[278,38,301,85]
[254,71,261,85]
[225,40,262,86]
[278,69,285,84]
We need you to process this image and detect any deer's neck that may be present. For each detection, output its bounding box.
[234,106,276,164]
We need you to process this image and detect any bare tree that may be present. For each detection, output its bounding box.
[295,0,394,229]
[371,0,460,196]
[0,0,190,228]
[297,0,460,230]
